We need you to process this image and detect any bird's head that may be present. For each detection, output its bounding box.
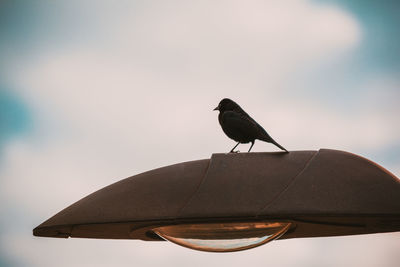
[213,98,239,112]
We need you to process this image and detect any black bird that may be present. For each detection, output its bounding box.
[213,98,288,153]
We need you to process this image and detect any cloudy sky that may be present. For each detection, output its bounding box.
[1,0,399,266]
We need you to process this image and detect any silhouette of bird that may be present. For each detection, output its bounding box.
[213,98,288,153]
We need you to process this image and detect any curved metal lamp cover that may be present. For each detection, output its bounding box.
[34,149,400,242]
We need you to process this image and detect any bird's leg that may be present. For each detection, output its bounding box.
[248,141,255,152]
[229,142,240,153]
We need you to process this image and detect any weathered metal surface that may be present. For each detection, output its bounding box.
[33,149,400,241]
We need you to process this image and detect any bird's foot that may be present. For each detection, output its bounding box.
[229,150,240,153]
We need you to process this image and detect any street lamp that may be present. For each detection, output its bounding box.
[33,149,400,252]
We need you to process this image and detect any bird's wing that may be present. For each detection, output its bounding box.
[221,111,259,141]
[222,109,289,152]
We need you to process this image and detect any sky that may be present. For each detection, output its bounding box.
[0,0,399,266]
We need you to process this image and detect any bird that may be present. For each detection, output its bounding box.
[213,98,288,153]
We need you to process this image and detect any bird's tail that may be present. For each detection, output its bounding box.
[260,135,288,152]
[271,139,289,153]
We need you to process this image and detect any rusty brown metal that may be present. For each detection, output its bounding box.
[33,149,400,241]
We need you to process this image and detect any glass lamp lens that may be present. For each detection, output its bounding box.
[153,221,291,252]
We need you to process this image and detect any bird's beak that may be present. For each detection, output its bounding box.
[213,105,219,111]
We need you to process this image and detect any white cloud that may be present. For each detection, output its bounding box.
[9,0,366,153]
[1,1,399,267]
